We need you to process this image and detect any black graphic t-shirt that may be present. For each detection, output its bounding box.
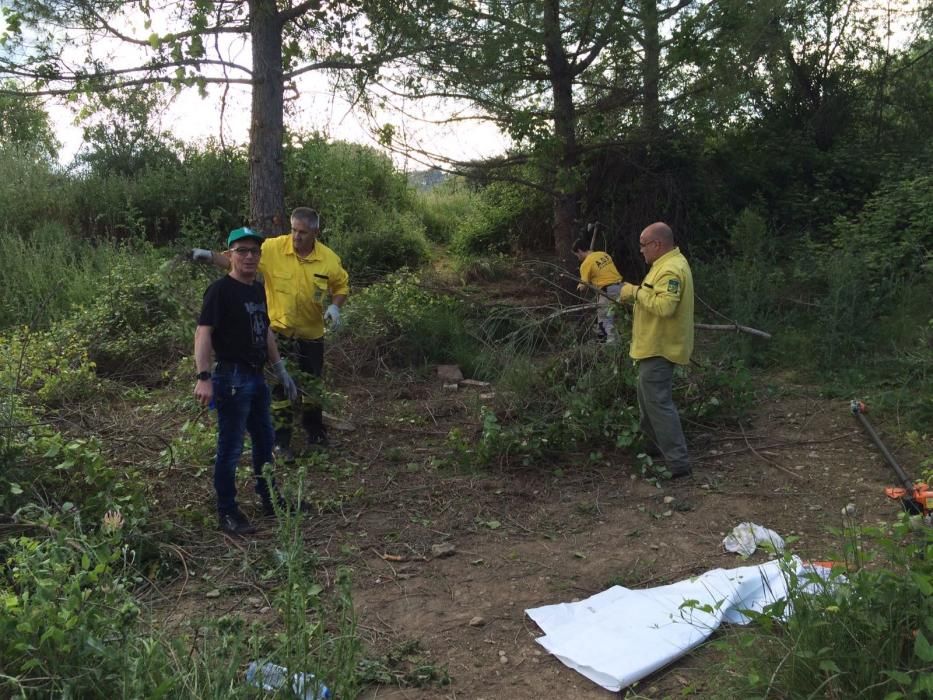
[197,275,270,368]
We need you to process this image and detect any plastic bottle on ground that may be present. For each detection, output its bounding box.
[245,660,332,699]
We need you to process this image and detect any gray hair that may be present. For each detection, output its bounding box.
[290,207,320,231]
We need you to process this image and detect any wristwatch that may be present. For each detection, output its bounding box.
[196,370,211,381]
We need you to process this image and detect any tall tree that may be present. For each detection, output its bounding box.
[385,0,630,259]
[0,0,405,235]
[0,80,58,158]
[384,0,722,259]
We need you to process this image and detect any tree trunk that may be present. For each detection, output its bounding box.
[248,0,286,236]
[641,0,660,147]
[542,0,578,262]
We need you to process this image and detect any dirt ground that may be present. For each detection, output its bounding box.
[148,364,918,699]
[140,272,921,698]
[333,377,911,699]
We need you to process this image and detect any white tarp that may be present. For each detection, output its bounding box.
[722,522,786,557]
[526,558,824,692]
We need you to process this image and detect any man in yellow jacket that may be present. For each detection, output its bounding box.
[193,207,349,458]
[619,222,694,478]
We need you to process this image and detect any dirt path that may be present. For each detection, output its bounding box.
[303,377,908,698]
[147,358,915,698]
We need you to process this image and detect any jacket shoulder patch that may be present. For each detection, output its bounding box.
[667,278,681,294]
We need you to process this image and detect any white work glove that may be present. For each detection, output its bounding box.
[324,303,341,331]
[271,359,298,402]
[191,248,213,263]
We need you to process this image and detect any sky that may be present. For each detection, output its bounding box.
[49,74,512,172]
[27,4,512,172]
[9,2,925,170]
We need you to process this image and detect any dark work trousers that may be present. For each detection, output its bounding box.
[636,356,690,474]
[272,336,326,448]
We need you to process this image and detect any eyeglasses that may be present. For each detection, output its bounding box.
[231,247,261,257]
[639,240,658,250]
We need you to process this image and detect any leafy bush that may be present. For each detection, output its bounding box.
[0,326,100,407]
[0,148,70,233]
[328,210,429,276]
[286,138,414,233]
[0,527,146,697]
[340,271,479,371]
[450,179,548,257]
[415,178,479,244]
[0,223,132,328]
[827,174,933,287]
[716,521,933,698]
[71,262,194,380]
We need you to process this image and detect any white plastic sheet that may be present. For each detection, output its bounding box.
[526,558,823,692]
[722,522,786,557]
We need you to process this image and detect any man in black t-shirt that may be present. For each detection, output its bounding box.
[194,227,299,536]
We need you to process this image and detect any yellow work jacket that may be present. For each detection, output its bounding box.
[580,251,623,289]
[258,235,350,340]
[620,247,694,365]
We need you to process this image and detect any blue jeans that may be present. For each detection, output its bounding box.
[212,367,275,514]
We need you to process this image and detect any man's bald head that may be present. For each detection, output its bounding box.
[639,222,675,264]
[642,222,673,245]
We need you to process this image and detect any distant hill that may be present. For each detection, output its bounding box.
[408,168,448,190]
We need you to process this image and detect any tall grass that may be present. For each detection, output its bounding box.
[415,180,479,244]
[0,223,150,328]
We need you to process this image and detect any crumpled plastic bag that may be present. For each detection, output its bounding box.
[722,522,785,557]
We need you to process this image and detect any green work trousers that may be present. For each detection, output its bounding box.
[636,356,690,474]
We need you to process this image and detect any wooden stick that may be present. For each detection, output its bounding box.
[694,323,771,339]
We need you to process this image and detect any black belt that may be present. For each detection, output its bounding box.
[600,282,622,292]
[214,360,264,374]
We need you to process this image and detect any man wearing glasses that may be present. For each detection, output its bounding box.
[619,222,695,479]
[194,227,299,535]
[193,208,349,460]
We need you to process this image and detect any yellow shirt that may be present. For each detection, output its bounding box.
[258,235,350,340]
[620,247,694,365]
[579,252,623,288]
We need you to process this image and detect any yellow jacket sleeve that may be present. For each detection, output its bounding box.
[633,269,684,319]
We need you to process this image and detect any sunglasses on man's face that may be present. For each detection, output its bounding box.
[231,247,261,257]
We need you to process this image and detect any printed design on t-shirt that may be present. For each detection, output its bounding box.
[595,254,611,269]
[244,301,268,347]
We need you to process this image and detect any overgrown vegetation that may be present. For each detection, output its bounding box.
[0,5,930,693]
[712,521,933,698]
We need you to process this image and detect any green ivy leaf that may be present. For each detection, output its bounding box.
[915,630,933,663]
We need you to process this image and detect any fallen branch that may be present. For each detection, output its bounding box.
[695,323,772,340]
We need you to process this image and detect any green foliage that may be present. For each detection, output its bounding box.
[283,138,431,274]
[0,527,146,697]
[717,522,933,699]
[0,81,59,159]
[450,179,548,257]
[415,178,478,244]
[72,263,191,379]
[0,223,133,328]
[329,211,429,275]
[451,347,642,469]
[0,327,100,407]
[341,271,479,371]
[826,174,933,288]
[0,149,70,242]
[1,423,147,526]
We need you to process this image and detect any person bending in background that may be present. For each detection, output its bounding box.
[572,239,624,344]
[193,207,349,461]
[194,227,299,536]
[619,222,695,479]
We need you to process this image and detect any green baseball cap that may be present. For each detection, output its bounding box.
[227,227,264,247]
